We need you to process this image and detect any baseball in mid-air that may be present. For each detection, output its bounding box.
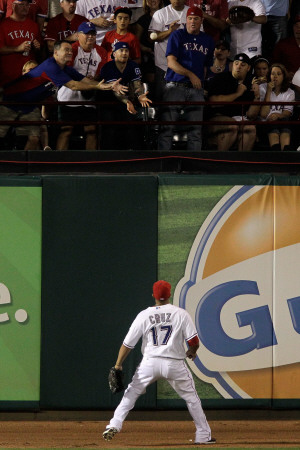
[150,32,158,40]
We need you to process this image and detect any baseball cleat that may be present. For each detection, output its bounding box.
[103,427,118,441]
[194,437,216,445]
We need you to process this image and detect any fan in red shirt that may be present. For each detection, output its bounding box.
[101,7,141,63]
[272,15,300,80]
[0,0,42,86]
[44,0,87,54]
[0,0,47,30]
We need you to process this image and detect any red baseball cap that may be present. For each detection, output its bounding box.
[153,280,171,300]
[186,6,203,18]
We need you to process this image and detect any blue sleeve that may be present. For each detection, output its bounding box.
[30,58,84,87]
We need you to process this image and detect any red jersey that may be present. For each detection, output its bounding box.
[101,30,141,61]
[272,36,300,75]
[0,17,41,85]
[0,0,48,20]
[44,13,88,43]
[184,0,228,41]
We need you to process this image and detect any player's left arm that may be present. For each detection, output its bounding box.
[186,335,200,361]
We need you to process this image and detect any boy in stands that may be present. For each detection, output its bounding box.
[101,7,141,63]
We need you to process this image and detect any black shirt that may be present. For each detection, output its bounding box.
[207,71,255,118]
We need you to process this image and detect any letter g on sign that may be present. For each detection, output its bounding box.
[195,280,278,357]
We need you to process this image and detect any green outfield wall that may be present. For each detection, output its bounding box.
[1,175,300,410]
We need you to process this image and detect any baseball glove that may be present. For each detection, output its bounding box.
[228,6,255,24]
[108,367,125,394]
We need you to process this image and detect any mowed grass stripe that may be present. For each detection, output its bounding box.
[159,184,232,201]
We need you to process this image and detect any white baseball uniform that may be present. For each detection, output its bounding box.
[106,303,211,442]
[148,5,189,72]
[228,0,266,58]
[75,0,129,45]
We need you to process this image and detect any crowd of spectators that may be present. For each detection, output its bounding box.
[0,0,299,151]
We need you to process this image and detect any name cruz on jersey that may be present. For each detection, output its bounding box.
[149,312,172,325]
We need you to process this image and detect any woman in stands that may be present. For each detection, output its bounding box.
[260,63,295,151]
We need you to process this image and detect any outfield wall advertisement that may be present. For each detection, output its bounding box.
[0,185,41,404]
[158,176,300,402]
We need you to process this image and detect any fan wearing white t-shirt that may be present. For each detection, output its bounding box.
[260,63,295,151]
[227,0,267,58]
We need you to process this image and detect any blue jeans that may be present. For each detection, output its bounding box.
[157,82,204,151]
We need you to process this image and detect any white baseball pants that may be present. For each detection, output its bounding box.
[107,356,211,441]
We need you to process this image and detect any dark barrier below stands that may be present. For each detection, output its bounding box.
[0,150,300,174]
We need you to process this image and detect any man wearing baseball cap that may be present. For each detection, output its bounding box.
[75,0,128,45]
[103,280,215,444]
[0,0,47,31]
[184,0,228,42]
[0,39,127,149]
[44,0,87,54]
[0,0,42,86]
[99,41,151,149]
[157,6,215,151]
[206,52,261,151]
[56,21,108,150]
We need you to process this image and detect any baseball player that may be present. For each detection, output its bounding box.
[103,280,215,445]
